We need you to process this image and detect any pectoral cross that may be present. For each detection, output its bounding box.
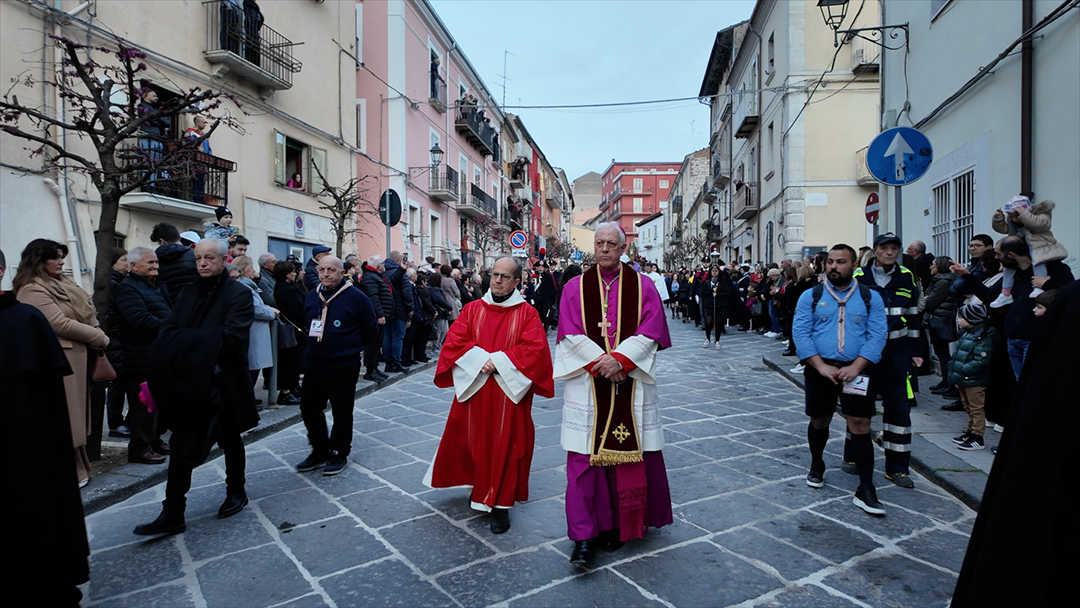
[597,319,612,330]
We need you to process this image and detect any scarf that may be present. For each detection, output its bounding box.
[33,275,99,326]
[315,280,351,342]
[822,280,856,355]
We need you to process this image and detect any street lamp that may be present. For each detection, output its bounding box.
[816,0,908,49]
[429,144,443,167]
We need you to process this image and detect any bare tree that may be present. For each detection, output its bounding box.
[0,35,239,319]
[469,215,507,269]
[309,160,379,255]
[544,234,571,264]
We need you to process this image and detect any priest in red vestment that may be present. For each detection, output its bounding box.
[424,255,554,534]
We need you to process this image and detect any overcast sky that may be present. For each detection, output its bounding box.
[429,0,755,181]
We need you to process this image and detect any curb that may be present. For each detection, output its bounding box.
[81,360,437,516]
[760,353,985,511]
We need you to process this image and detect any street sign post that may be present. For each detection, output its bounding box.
[865,127,933,242]
[865,192,880,224]
[510,230,528,258]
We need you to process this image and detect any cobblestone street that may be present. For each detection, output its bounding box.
[83,316,974,607]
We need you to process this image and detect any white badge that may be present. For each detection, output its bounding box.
[308,319,324,339]
[842,375,870,396]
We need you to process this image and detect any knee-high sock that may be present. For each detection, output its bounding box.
[807,423,828,468]
[849,432,874,487]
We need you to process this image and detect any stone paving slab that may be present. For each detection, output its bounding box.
[83,320,976,606]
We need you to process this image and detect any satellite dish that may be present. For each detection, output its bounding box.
[378,189,402,227]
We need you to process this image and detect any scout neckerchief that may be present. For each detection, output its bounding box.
[315,280,351,342]
[580,262,643,467]
[822,280,856,355]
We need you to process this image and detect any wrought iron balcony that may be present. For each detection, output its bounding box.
[454,108,496,157]
[429,72,447,113]
[457,183,498,219]
[203,0,302,93]
[428,165,459,202]
[733,182,759,220]
[117,134,236,219]
[712,154,731,188]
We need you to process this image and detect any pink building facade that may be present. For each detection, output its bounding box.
[355,0,503,268]
[598,162,679,242]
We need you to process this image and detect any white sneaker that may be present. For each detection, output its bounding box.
[1031,287,1045,297]
[990,293,1013,308]
[781,340,790,346]
[790,364,805,374]
[764,331,780,339]
[702,339,711,348]
[994,424,1004,433]
[715,342,722,350]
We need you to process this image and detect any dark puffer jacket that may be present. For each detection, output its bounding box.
[945,325,997,387]
[114,272,172,378]
[359,264,395,320]
[155,243,197,301]
[925,273,964,325]
[382,258,414,321]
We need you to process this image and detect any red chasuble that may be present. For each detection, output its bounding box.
[430,298,554,509]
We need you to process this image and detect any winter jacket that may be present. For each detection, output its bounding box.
[699,275,730,314]
[992,200,1068,265]
[441,275,462,320]
[359,264,395,320]
[303,257,320,290]
[275,280,307,351]
[256,271,276,306]
[925,273,964,322]
[412,280,435,323]
[382,259,414,321]
[155,243,198,301]
[238,276,276,370]
[945,325,997,388]
[204,224,236,242]
[428,285,452,318]
[114,272,172,378]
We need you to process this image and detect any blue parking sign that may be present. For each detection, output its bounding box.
[866,127,933,186]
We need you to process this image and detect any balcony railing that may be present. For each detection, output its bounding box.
[429,72,447,113]
[701,181,717,203]
[712,153,731,187]
[508,159,529,189]
[733,183,758,220]
[203,0,302,92]
[504,204,525,230]
[851,36,881,75]
[457,183,498,218]
[734,89,759,139]
[454,107,496,156]
[117,134,236,218]
[428,165,459,202]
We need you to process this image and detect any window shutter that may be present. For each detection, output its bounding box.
[274,131,286,183]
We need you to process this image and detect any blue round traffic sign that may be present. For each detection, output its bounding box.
[510,230,527,249]
[866,127,933,186]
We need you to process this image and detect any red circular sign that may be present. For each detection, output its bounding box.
[865,192,880,224]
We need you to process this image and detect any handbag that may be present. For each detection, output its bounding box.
[751,301,764,316]
[91,349,117,383]
[927,315,958,342]
[277,317,299,349]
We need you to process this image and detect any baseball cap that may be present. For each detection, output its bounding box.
[873,232,902,248]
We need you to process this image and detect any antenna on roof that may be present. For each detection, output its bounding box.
[497,50,516,108]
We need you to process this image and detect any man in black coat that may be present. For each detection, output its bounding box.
[151,222,198,301]
[360,256,393,382]
[381,251,414,372]
[135,238,256,536]
[114,246,172,465]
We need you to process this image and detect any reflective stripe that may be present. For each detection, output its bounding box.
[906,375,915,399]
[884,423,912,435]
[904,307,920,315]
[883,441,912,452]
[888,329,921,339]
[886,307,905,315]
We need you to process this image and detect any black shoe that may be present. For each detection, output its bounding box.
[277,392,301,405]
[415,355,431,363]
[255,398,264,406]
[929,382,949,393]
[151,440,171,455]
[323,453,349,476]
[133,510,186,536]
[363,372,385,383]
[570,539,597,568]
[217,491,248,519]
[385,363,404,373]
[490,508,510,534]
[108,424,131,438]
[781,349,796,357]
[806,464,825,488]
[940,388,960,399]
[600,529,624,552]
[296,451,330,472]
[401,359,417,367]
[941,400,965,412]
[853,485,886,516]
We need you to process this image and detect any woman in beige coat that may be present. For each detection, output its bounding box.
[14,239,109,487]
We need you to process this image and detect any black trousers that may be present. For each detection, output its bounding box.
[164,408,245,514]
[364,329,381,373]
[413,321,432,360]
[301,363,361,456]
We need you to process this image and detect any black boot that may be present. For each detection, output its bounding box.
[570,539,597,568]
[218,490,249,519]
[133,508,186,536]
[490,508,510,534]
[601,529,624,552]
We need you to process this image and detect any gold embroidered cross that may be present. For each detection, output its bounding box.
[612,423,630,443]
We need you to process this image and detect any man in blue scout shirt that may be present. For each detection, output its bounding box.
[794,244,888,515]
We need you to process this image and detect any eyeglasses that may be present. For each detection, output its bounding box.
[490,272,516,282]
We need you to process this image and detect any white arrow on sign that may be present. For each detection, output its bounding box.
[884,132,914,182]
